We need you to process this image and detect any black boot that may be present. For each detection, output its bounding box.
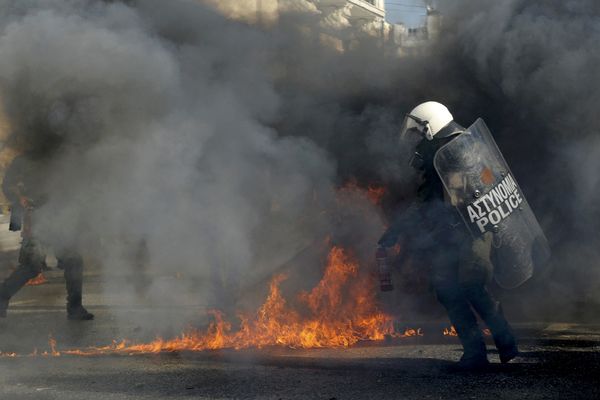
[67,301,94,320]
[61,253,94,321]
[498,340,519,364]
[464,285,519,363]
[436,286,489,369]
[452,322,489,370]
[493,305,519,363]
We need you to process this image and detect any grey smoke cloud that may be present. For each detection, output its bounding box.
[431,0,600,316]
[0,0,597,324]
[270,0,600,318]
[0,0,386,317]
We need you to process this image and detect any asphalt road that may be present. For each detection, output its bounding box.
[0,218,599,399]
[0,332,599,400]
[1,306,599,400]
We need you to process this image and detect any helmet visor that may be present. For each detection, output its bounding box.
[400,114,424,144]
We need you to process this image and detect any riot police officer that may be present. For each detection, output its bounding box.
[378,101,548,368]
[0,153,93,320]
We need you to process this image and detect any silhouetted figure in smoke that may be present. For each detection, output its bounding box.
[377,102,542,369]
[0,149,93,320]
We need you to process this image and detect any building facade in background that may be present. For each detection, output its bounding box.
[202,0,385,26]
[201,0,441,56]
[388,6,442,56]
[201,0,387,51]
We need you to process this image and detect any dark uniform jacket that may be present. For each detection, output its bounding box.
[379,135,467,251]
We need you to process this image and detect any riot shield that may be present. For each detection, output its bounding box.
[433,118,550,289]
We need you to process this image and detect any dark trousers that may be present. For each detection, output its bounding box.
[430,239,516,358]
[0,239,84,307]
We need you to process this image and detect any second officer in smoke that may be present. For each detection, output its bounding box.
[0,144,93,321]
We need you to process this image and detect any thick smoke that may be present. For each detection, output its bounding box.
[0,0,384,322]
[269,0,600,320]
[433,0,600,319]
[0,0,597,326]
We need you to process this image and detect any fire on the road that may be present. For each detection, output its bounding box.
[26,273,48,286]
[443,326,458,337]
[2,246,423,357]
[443,326,492,337]
[0,247,491,358]
[338,180,388,206]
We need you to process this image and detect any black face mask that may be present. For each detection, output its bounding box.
[409,151,425,171]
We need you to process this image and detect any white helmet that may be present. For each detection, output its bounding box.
[400,101,454,141]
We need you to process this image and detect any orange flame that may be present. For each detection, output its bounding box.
[47,336,60,357]
[338,180,387,206]
[10,247,411,357]
[402,328,423,337]
[443,326,458,336]
[103,246,398,353]
[443,326,493,337]
[2,247,427,357]
[26,273,48,286]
